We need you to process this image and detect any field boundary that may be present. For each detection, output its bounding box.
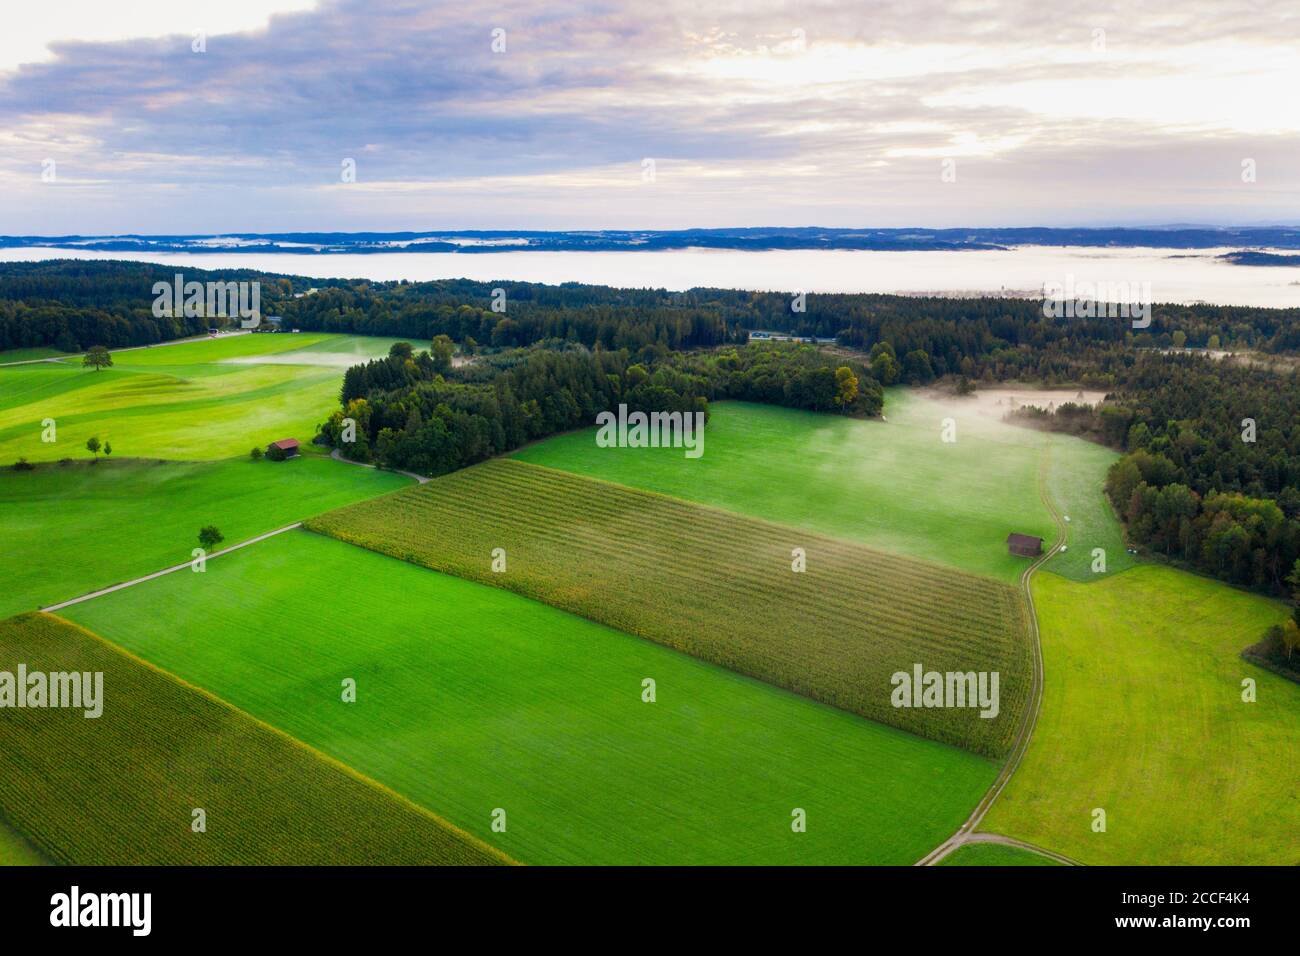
[918,441,1068,865]
[11,612,516,866]
[40,522,303,612]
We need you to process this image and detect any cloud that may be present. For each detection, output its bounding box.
[2,0,1299,231]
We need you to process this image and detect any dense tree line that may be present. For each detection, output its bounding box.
[8,261,1300,363]
[1013,353,1300,594]
[321,341,875,476]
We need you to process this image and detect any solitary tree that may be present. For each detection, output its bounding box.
[833,366,859,412]
[83,345,113,371]
[86,436,101,459]
[250,446,264,460]
[198,526,224,551]
[103,441,112,458]
[430,334,455,375]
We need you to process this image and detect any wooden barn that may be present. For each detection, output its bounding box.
[1006,532,1043,557]
[266,438,300,459]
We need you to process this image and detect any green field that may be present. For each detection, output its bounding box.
[0,612,506,865]
[982,566,1299,865]
[1039,437,1137,582]
[310,458,1032,757]
[0,347,68,365]
[938,843,1062,866]
[0,332,402,463]
[0,456,410,617]
[65,530,996,865]
[513,394,1061,583]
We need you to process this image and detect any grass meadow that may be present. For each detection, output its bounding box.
[0,613,507,865]
[513,393,1063,583]
[0,332,402,463]
[982,566,1299,865]
[0,456,410,617]
[309,458,1033,757]
[65,530,997,865]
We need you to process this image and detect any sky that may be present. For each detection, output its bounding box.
[1,0,1298,233]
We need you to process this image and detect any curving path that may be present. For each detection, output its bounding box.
[330,447,429,484]
[917,441,1080,866]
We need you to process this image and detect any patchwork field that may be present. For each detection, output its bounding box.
[512,394,1062,583]
[981,566,1299,865]
[64,529,997,865]
[0,612,507,866]
[309,458,1033,757]
[0,332,402,463]
[0,456,410,617]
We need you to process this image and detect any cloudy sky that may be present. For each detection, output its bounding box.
[2,0,1298,233]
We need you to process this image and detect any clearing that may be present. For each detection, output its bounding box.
[0,332,402,463]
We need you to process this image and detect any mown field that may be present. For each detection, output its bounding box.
[65,530,996,865]
[982,566,1299,865]
[0,332,402,463]
[309,458,1033,757]
[938,843,1061,866]
[0,347,69,364]
[1039,437,1136,582]
[0,456,409,618]
[513,394,1061,583]
[0,612,507,865]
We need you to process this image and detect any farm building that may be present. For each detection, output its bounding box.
[266,438,300,459]
[1006,532,1043,557]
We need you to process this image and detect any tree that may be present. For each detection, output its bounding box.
[833,366,859,412]
[1172,330,1187,349]
[103,441,112,458]
[250,446,263,460]
[1281,619,1300,662]
[430,334,455,375]
[197,526,224,550]
[389,341,414,360]
[83,345,112,371]
[85,436,101,459]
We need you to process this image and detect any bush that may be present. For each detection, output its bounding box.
[265,444,286,462]
[250,446,264,461]
[11,457,34,471]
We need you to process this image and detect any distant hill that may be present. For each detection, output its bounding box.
[6,225,1300,255]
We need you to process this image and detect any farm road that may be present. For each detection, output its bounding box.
[918,442,1081,867]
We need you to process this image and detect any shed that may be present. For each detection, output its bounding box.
[267,438,300,459]
[1006,532,1043,557]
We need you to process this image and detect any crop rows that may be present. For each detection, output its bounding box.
[0,613,509,866]
[308,459,1033,756]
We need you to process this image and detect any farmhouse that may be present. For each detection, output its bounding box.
[1006,532,1043,557]
[266,438,300,459]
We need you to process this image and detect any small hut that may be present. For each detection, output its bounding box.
[1006,532,1043,557]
